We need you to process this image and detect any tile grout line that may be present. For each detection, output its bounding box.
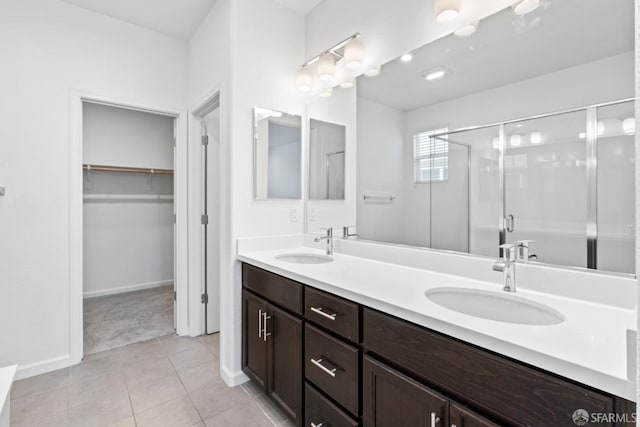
[168,354,206,425]
[121,364,139,427]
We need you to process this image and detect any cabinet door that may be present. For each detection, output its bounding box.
[363,356,447,427]
[268,304,303,426]
[242,290,268,390]
[450,403,499,427]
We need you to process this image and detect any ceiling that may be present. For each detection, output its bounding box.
[274,0,324,15]
[358,0,634,112]
[59,0,218,40]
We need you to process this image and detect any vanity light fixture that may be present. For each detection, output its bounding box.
[422,66,450,81]
[512,0,540,16]
[318,53,336,82]
[401,53,413,62]
[295,33,362,92]
[295,66,313,92]
[623,118,636,134]
[364,67,381,77]
[454,21,478,37]
[509,134,522,147]
[340,79,355,89]
[319,87,333,98]
[530,131,542,144]
[434,0,461,23]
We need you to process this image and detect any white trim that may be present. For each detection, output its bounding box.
[14,355,72,381]
[83,280,173,299]
[220,366,249,387]
[68,89,190,365]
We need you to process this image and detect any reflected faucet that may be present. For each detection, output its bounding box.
[492,244,517,292]
[314,227,333,256]
[342,226,359,240]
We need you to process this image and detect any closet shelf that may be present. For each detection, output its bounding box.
[83,194,174,201]
[83,164,174,175]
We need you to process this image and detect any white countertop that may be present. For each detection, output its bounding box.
[238,244,637,401]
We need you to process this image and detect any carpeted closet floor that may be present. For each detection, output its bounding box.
[83,285,175,355]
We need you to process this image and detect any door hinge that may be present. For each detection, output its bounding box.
[201,214,209,225]
[173,291,177,301]
[201,293,208,304]
[201,135,209,146]
[173,214,177,224]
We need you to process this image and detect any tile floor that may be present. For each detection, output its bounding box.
[84,286,175,355]
[11,334,295,427]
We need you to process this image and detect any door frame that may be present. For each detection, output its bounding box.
[187,89,221,336]
[69,89,189,364]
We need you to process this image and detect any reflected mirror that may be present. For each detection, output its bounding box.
[254,107,302,200]
[309,119,346,200]
[356,0,635,274]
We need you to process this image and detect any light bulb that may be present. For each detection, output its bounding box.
[400,53,413,62]
[344,38,364,69]
[512,0,540,15]
[454,22,478,37]
[530,131,542,144]
[434,0,461,23]
[364,67,381,77]
[295,66,312,92]
[318,53,335,82]
[340,79,354,89]
[623,118,636,134]
[510,135,522,147]
[319,87,333,98]
[425,70,446,80]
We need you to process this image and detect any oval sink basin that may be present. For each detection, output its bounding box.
[275,253,334,264]
[425,287,564,325]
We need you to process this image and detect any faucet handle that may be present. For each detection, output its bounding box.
[499,243,517,261]
[320,227,333,236]
[516,240,535,262]
[516,240,535,247]
[342,225,359,239]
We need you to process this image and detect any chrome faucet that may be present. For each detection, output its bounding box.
[342,226,359,240]
[314,227,333,255]
[492,244,517,292]
[516,240,537,262]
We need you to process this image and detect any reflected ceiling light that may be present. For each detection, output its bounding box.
[509,135,522,147]
[623,118,636,134]
[340,79,355,89]
[454,21,478,37]
[512,0,540,15]
[578,132,586,139]
[319,87,333,98]
[434,0,461,23]
[492,137,500,149]
[318,53,336,82]
[530,131,542,144]
[344,37,364,69]
[422,66,450,81]
[296,33,363,93]
[401,53,413,62]
[295,66,313,92]
[365,67,381,77]
[597,121,605,136]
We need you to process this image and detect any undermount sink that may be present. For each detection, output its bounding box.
[275,253,334,264]
[425,287,564,325]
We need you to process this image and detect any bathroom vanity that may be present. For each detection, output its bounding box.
[239,250,636,427]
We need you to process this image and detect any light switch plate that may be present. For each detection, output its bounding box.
[290,207,298,223]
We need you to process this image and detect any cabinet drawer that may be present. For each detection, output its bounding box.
[305,324,360,415]
[305,383,359,427]
[242,263,303,315]
[363,308,616,427]
[305,287,360,342]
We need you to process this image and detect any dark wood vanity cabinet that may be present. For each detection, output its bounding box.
[242,263,635,427]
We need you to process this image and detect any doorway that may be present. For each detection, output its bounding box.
[81,101,177,355]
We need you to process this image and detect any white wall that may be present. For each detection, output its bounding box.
[82,103,175,297]
[83,103,175,169]
[0,0,187,377]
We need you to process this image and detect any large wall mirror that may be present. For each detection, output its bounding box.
[254,107,302,200]
[356,0,635,275]
[309,118,346,200]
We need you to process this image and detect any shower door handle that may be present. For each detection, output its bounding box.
[504,214,515,233]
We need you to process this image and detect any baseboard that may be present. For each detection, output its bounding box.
[83,280,173,299]
[220,365,249,387]
[15,355,75,380]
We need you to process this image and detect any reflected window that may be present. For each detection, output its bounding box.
[413,128,448,183]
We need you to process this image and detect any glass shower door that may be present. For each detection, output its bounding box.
[503,110,588,268]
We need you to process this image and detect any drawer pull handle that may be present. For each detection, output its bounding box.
[310,423,325,427]
[310,306,337,321]
[430,412,440,427]
[262,311,271,341]
[310,357,337,377]
[258,309,263,338]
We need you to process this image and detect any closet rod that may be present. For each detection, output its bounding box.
[82,164,174,175]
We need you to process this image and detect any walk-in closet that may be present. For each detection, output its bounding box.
[82,102,176,355]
